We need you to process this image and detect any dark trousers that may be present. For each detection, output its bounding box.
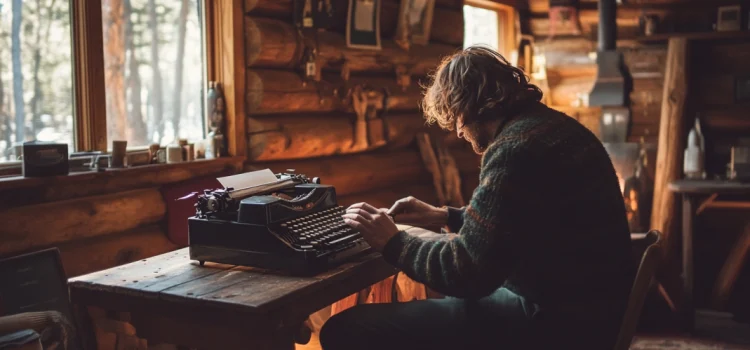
[319,287,620,350]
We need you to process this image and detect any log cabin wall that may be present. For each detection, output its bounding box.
[687,37,750,315]
[527,0,668,145]
[525,0,750,315]
[692,39,750,176]
[242,0,482,210]
[0,158,244,278]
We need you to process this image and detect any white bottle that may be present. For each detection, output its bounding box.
[684,115,705,179]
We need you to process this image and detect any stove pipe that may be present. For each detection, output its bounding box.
[598,0,616,52]
[587,0,630,107]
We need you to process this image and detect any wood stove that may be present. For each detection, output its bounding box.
[588,0,652,232]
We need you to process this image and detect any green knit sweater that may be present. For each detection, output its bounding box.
[382,102,635,308]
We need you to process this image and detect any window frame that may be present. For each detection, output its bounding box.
[463,0,518,61]
[0,0,245,178]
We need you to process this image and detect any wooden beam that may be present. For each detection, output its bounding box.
[246,69,425,115]
[548,76,595,107]
[246,150,431,197]
[209,0,247,158]
[650,38,690,304]
[0,189,166,256]
[245,0,464,14]
[247,113,456,161]
[530,16,641,41]
[246,146,482,199]
[245,0,464,46]
[71,0,107,152]
[702,104,750,130]
[245,17,457,75]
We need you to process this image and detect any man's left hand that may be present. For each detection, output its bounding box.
[342,202,400,252]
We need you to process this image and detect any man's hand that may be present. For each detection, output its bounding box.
[342,202,399,252]
[387,196,448,227]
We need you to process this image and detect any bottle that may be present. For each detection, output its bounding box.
[684,114,705,179]
[623,138,652,232]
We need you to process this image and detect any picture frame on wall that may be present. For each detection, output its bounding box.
[346,0,382,50]
[396,0,436,46]
[716,5,741,32]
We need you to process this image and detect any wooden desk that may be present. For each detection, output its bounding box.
[668,179,750,330]
[68,248,397,350]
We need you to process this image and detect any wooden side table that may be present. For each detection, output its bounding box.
[668,179,750,330]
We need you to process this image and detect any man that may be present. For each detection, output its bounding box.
[320,46,635,350]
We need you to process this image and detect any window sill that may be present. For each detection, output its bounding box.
[0,156,245,208]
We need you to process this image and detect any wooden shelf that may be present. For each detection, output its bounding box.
[0,156,245,209]
[629,30,750,43]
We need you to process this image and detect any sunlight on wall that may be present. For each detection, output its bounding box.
[463,5,499,52]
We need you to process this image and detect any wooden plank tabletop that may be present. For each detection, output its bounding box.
[668,179,750,194]
[68,247,396,314]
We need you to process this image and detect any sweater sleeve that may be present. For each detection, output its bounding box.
[381,143,528,299]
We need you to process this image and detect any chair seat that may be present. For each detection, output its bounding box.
[0,329,40,350]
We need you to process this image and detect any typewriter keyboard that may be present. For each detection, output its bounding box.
[278,206,361,250]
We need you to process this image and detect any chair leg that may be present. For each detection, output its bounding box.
[711,223,750,310]
[658,283,677,312]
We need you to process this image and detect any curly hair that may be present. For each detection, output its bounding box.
[421,45,543,131]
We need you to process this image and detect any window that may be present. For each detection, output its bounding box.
[0,0,75,162]
[0,0,211,165]
[463,1,517,61]
[101,0,206,149]
[464,5,500,52]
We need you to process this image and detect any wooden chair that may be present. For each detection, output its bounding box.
[0,248,81,350]
[613,230,663,350]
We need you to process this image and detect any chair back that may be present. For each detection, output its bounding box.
[613,230,662,350]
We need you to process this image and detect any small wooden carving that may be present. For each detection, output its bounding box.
[206,82,227,158]
[365,88,388,148]
[341,60,351,82]
[350,85,389,150]
[351,85,370,150]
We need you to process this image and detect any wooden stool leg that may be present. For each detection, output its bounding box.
[711,223,750,310]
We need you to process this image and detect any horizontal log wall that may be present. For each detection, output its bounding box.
[531,16,667,144]
[248,112,461,161]
[245,17,458,75]
[690,39,750,177]
[528,0,724,41]
[246,69,426,115]
[245,0,463,46]
[245,0,477,206]
[0,158,244,277]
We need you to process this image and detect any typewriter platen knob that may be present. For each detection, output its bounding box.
[312,177,321,184]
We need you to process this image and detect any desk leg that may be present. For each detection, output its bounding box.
[682,194,695,331]
[72,304,98,350]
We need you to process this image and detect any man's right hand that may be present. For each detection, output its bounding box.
[387,196,448,227]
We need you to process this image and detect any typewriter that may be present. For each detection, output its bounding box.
[187,170,372,275]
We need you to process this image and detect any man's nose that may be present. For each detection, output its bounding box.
[457,129,464,139]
